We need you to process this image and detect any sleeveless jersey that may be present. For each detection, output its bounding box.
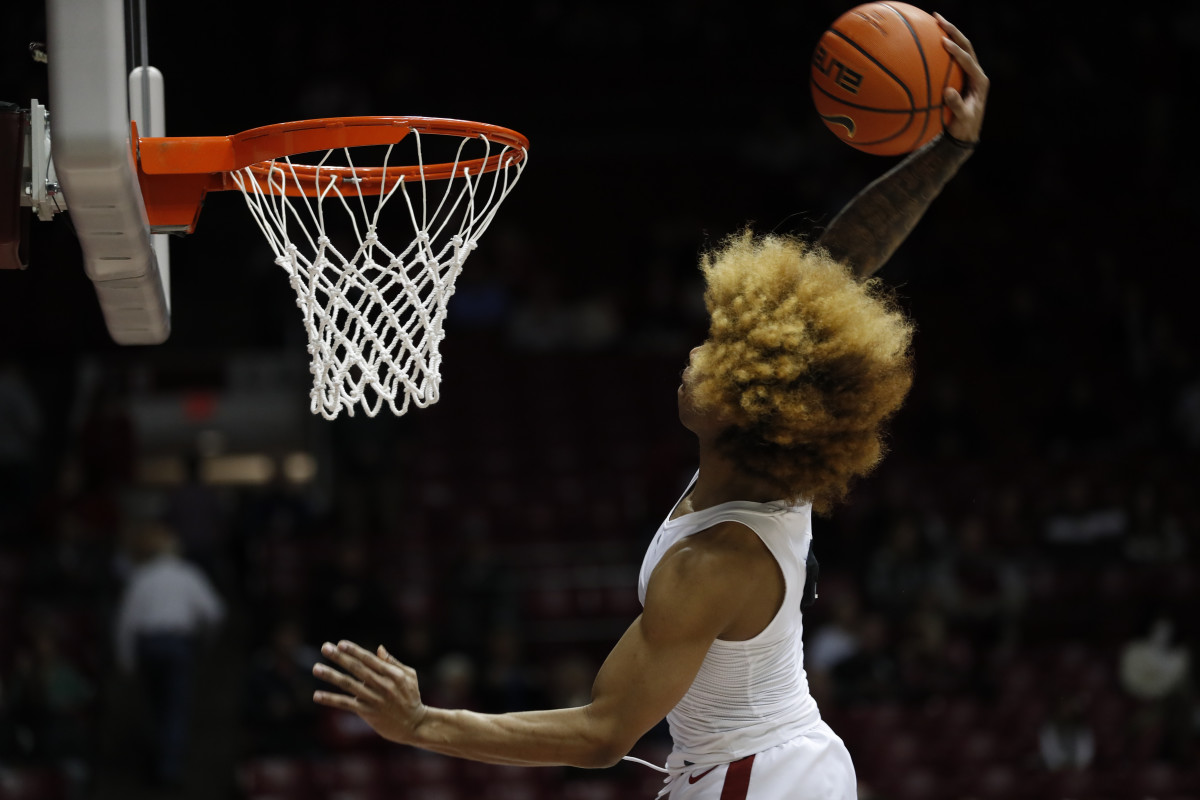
[638,474,822,773]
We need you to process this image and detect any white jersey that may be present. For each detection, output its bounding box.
[638,473,822,774]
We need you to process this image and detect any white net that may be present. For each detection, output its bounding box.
[230,131,526,419]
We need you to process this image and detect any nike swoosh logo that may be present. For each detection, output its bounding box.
[688,766,718,784]
[820,113,857,138]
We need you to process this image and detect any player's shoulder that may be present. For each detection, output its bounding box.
[644,520,782,641]
[642,521,760,637]
[655,520,772,587]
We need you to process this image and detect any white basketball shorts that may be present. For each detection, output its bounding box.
[656,721,857,800]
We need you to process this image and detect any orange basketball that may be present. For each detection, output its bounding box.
[810,2,964,156]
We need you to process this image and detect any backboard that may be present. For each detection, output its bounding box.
[7,0,171,344]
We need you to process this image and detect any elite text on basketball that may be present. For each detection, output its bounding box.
[812,45,863,94]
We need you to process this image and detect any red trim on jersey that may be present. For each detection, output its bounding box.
[718,754,755,800]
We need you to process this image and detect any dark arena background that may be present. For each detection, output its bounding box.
[1,1,1198,799]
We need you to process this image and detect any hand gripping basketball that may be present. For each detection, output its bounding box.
[934,13,988,147]
[810,4,987,155]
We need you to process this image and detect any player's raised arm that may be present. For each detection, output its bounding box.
[817,13,989,279]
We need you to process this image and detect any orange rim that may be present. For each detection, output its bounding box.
[134,116,529,232]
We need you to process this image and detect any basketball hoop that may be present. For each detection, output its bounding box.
[134,116,529,419]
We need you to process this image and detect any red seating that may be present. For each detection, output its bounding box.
[561,779,623,800]
[890,769,946,800]
[385,751,462,791]
[463,763,559,800]
[238,757,312,800]
[863,732,924,778]
[1125,763,1191,797]
[0,769,66,800]
[318,707,383,751]
[413,752,459,783]
[1045,767,1094,798]
[309,753,384,793]
[970,765,1019,799]
[956,730,1000,766]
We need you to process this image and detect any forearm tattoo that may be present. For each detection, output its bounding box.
[817,135,974,279]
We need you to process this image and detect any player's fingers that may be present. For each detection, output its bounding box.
[379,644,405,668]
[346,642,420,688]
[378,645,417,678]
[943,85,965,115]
[322,641,392,691]
[338,640,411,698]
[941,41,990,115]
[312,662,381,702]
[313,689,367,713]
[942,37,988,85]
[337,640,396,675]
[933,13,975,58]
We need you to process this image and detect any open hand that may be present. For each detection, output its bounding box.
[313,640,427,744]
[936,13,988,144]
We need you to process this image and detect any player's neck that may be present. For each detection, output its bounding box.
[689,445,782,512]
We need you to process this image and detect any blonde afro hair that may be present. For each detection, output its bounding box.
[689,231,915,512]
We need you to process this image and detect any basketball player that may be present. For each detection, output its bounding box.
[312,14,987,799]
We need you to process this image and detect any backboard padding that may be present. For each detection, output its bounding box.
[46,0,169,344]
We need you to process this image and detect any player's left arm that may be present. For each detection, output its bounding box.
[817,13,989,279]
[311,525,757,768]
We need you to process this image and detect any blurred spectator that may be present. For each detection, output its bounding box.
[444,523,517,658]
[395,621,439,677]
[244,617,320,756]
[478,625,544,713]
[236,475,316,611]
[427,652,479,711]
[1120,618,1189,703]
[990,484,1034,550]
[916,373,983,459]
[165,453,231,589]
[864,516,931,620]
[1122,482,1186,565]
[76,371,136,494]
[933,515,1024,651]
[27,511,109,606]
[306,537,396,649]
[546,652,597,710]
[51,453,122,551]
[808,591,863,674]
[896,609,974,703]
[831,613,898,707]
[1038,694,1095,772]
[806,589,863,707]
[4,627,94,769]
[1119,617,1196,763]
[113,520,225,787]
[1042,475,1127,564]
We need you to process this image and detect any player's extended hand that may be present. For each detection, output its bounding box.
[935,13,988,144]
[313,640,427,744]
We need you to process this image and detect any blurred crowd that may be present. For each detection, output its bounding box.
[1,1,1198,797]
[0,235,1197,797]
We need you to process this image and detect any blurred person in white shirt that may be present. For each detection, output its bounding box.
[113,519,224,787]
